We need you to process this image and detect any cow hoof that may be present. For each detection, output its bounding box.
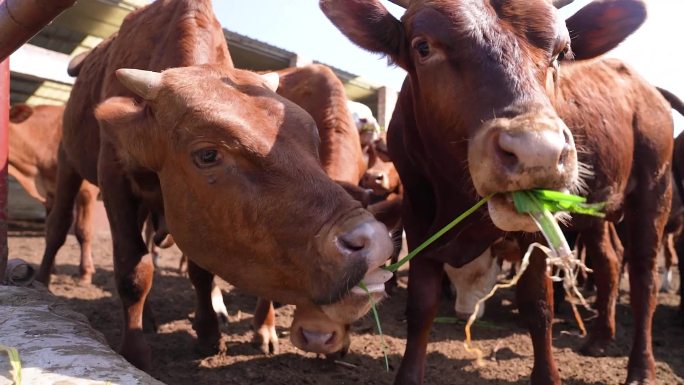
[253,325,279,355]
[624,372,655,385]
[579,339,610,357]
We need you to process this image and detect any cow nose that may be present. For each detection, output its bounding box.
[336,221,392,270]
[362,171,383,187]
[299,328,335,351]
[496,126,572,173]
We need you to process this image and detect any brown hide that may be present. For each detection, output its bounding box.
[320,1,664,384]
[275,64,366,184]
[8,105,64,205]
[671,132,684,314]
[39,0,391,370]
[9,104,99,283]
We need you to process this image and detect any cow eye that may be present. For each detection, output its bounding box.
[557,49,566,61]
[193,148,222,168]
[414,40,431,58]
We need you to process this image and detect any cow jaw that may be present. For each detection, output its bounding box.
[289,268,391,355]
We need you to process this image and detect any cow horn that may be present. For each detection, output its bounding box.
[387,0,409,8]
[552,0,574,8]
[115,68,162,101]
[260,72,280,92]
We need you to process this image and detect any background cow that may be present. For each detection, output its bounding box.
[320,2,668,385]
[9,104,99,283]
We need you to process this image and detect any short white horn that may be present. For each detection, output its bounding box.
[115,68,162,100]
[388,0,409,8]
[552,0,574,8]
[260,72,280,92]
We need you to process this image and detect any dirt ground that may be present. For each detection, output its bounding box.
[8,220,684,385]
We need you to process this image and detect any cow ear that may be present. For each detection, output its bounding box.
[319,0,407,68]
[565,0,646,60]
[336,181,371,208]
[9,104,34,123]
[95,97,163,170]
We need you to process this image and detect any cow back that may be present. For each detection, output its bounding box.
[62,0,232,184]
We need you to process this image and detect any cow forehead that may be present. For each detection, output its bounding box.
[405,0,565,54]
[157,69,320,157]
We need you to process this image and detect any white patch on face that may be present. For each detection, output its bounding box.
[444,247,501,320]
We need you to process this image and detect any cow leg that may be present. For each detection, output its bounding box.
[252,298,279,354]
[580,222,620,356]
[98,148,154,370]
[36,149,82,285]
[73,182,98,284]
[516,244,560,385]
[186,258,221,355]
[660,233,676,292]
[677,235,684,316]
[395,258,443,385]
[385,227,404,294]
[142,216,161,268]
[622,182,670,385]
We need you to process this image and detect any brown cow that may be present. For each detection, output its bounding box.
[257,63,376,355]
[320,1,668,385]
[361,136,404,292]
[9,104,100,283]
[37,0,392,370]
[669,96,684,315]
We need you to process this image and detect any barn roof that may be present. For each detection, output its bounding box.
[9,0,382,108]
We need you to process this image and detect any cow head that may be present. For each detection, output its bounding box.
[444,236,519,319]
[95,64,394,311]
[290,268,392,354]
[444,247,500,319]
[320,0,645,232]
[361,137,401,197]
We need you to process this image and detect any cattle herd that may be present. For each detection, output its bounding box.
[6,0,684,384]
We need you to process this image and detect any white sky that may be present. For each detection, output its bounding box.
[214,0,683,136]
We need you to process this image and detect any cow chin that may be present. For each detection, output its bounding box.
[487,194,539,232]
[291,291,385,355]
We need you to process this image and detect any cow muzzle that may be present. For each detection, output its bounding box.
[468,112,578,232]
[312,210,393,305]
[291,269,389,355]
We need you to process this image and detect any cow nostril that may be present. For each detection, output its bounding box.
[337,232,367,253]
[326,331,336,345]
[559,143,570,167]
[337,236,365,252]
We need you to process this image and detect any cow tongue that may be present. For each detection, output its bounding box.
[350,268,393,295]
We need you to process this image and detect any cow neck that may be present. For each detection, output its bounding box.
[397,84,503,267]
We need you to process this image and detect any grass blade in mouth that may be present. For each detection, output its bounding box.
[360,189,602,369]
[463,189,601,364]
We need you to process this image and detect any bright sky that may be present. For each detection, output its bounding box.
[214,0,683,136]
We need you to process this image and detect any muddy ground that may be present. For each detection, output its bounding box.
[8,220,684,385]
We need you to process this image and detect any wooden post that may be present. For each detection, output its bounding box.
[0,58,8,282]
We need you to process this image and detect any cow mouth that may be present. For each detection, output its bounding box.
[487,193,539,232]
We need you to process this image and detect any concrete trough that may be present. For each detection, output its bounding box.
[0,282,164,385]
